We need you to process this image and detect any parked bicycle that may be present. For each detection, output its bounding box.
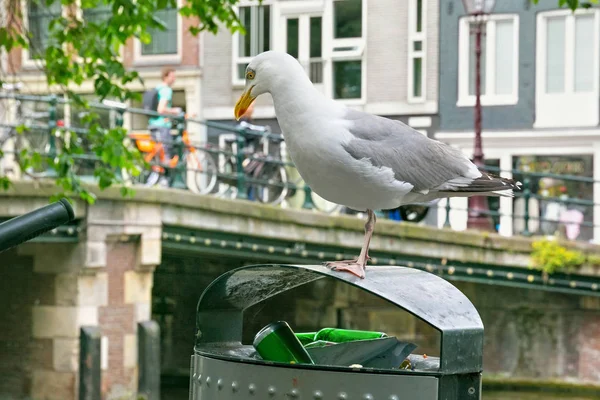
[216,124,290,205]
[121,128,218,195]
[0,82,64,178]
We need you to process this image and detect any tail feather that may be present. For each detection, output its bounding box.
[439,172,522,197]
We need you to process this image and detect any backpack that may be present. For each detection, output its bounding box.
[142,88,159,112]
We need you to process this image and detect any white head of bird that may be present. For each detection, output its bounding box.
[234,51,310,120]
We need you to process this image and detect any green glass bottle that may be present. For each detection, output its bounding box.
[295,332,317,346]
[253,321,315,365]
[314,328,387,343]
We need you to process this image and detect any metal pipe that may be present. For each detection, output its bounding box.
[0,198,75,253]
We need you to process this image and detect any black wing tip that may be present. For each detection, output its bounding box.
[482,172,523,191]
[442,173,522,194]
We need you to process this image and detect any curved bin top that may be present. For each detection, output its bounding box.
[195,264,483,374]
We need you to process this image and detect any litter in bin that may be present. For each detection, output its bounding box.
[253,321,314,365]
[253,322,417,370]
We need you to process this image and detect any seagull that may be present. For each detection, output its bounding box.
[234,51,521,279]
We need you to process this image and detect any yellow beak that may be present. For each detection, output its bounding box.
[234,86,256,120]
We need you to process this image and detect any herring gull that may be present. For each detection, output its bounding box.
[234,51,521,279]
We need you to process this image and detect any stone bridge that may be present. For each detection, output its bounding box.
[1,180,600,399]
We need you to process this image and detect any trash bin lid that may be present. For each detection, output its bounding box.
[195,264,483,375]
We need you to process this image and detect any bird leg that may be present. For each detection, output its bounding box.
[324,209,376,279]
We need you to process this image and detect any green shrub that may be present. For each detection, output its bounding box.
[530,239,586,275]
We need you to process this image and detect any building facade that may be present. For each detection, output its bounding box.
[1,0,203,137]
[436,0,600,242]
[200,0,441,139]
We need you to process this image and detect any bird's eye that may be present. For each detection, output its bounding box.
[246,70,255,80]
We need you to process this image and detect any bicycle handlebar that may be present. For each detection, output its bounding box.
[0,198,75,254]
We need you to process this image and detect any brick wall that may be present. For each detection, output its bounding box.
[181,16,200,67]
[0,249,58,399]
[578,297,600,381]
[453,281,597,381]
[98,240,138,399]
[366,0,408,104]
[366,0,439,105]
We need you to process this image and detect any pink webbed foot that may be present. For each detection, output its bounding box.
[324,259,366,279]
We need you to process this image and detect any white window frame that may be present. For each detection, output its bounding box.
[276,1,326,86]
[133,0,183,66]
[0,1,6,75]
[535,9,600,128]
[20,0,68,69]
[457,14,520,107]
[407,0,426,103]
[73,1,125,64]
[231,1,273,87]
[324,0,367,105]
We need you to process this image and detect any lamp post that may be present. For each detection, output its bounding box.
[462,0,496,231]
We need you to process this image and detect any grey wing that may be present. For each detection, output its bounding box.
[342,109,480,193]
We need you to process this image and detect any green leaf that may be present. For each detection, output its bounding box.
[0,0,269,204]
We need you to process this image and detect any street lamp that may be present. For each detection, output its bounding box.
[462,0,496,231]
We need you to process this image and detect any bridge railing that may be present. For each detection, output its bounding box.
[0,92,597,243]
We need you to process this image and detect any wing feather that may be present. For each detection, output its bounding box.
[342,109,520,194]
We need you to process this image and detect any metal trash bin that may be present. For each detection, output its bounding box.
[189,264,484,399]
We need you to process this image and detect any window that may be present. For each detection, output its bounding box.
[544,13,594,94]
[142,6,179,55]
[333,0,362,39]
[27,0,62,60]
[334,60,361,99]
[286,18,299,59]
[283,14,323,84]
[233,5,271,85]
[535,9,599,127]
[331,0,364,101]
[309,17,323,83]
[408,0,426,102]
[82,3,112,25]
[82,3,113,52]
[132,1,182,63]
[457,15,519,106]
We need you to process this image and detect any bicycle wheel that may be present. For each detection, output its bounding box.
[14,128,52,178]
[187,148,218,195]
[399,204,430,223]
[70,132,102,179]
[252,162,288,206]
[121,153,163,187]
[310,190,344,214]
[216,158,239,199]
